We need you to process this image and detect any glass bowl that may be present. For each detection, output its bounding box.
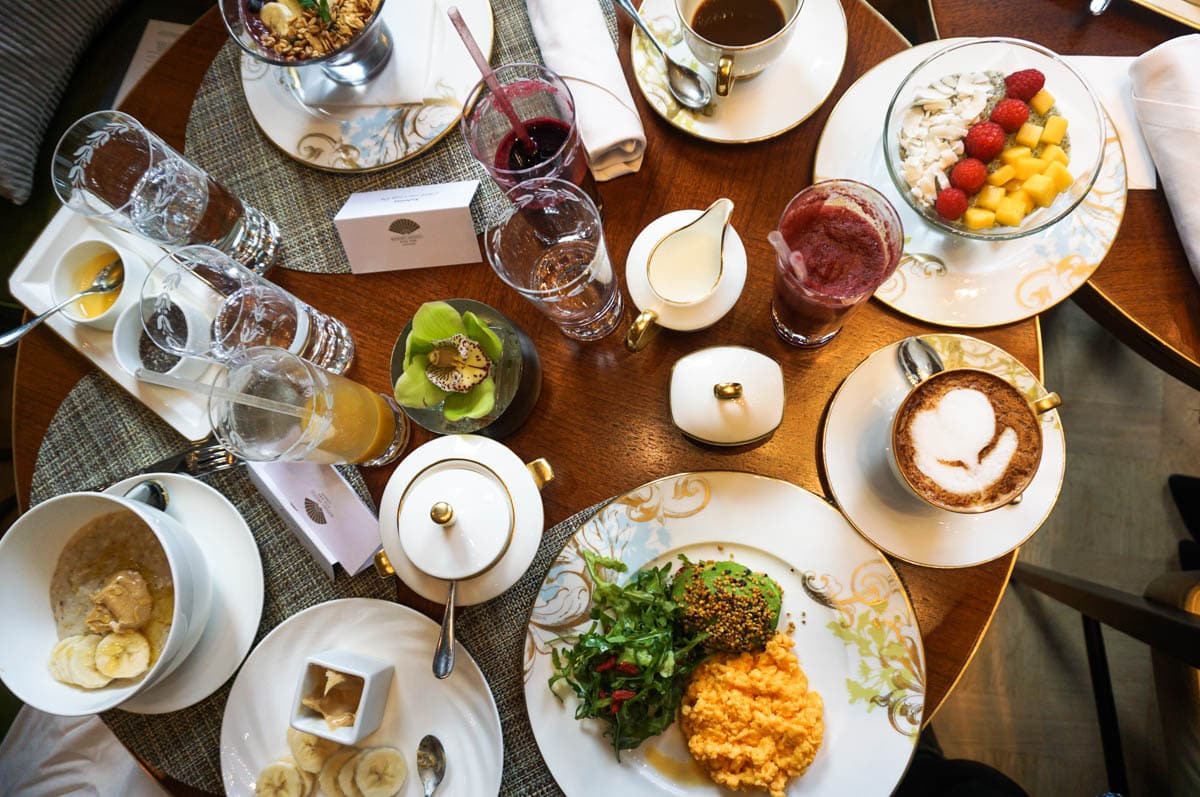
[882,38,1105,241]
[219,0,390,84]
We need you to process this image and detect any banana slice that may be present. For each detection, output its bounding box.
[287,726,340,773]
[49,636,82,685]
[319,748,359,797]
[354,747,407,797]
[259,2,296,36]
[94,631,151,679]
[337,752,365,797]
[66,634,112,689]
[256,758,307,797]
[280,0,304,15]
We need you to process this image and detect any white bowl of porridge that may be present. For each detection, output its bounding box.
[0,491,212,715]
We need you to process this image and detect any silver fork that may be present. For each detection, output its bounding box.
[177,441,242,477]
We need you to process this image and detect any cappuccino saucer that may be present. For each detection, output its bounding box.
[822,334,1066,569]
[106,474,264,713]
[629,0,847,143]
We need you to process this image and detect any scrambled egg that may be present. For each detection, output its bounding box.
[680,633,823,797]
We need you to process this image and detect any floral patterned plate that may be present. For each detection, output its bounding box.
[822,334,1066,568]
[523,471,924,795]
[814,38,1127,328]
[238,0,494,172]
[630,0,847,143]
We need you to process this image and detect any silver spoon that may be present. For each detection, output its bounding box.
[614,0,712,110]
[416,734,446,796]
[432,580,456,680]
[0,258,124,348]
[122,479,169,511]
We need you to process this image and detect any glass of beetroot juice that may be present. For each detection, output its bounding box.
[768,180,903,348]
[460,63,601,210]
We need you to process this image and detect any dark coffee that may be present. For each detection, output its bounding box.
[691,0,787,47]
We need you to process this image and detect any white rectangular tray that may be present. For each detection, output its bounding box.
[9,208,214,441]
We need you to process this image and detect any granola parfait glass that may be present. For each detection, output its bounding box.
[51,111,280,274]
[220,0,392,94]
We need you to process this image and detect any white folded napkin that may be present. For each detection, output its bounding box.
[526,0,646,181]
[1130,34,1200,283]
[1062,56,1155,190]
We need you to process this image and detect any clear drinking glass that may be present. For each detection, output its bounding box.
[140,245,355,374]
[461,64,602,210]
[210,346,408,467]
[769,179,904,348]
[52,111,280,274]
[485,178,623,342]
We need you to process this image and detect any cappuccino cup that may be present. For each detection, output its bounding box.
[674,0,803,97]
[890,368,1061,514]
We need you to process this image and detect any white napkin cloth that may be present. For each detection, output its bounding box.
[526,0,646,181]
[0,706,169,796]
[1130,34,1200,283]
[1062,56,1156,190]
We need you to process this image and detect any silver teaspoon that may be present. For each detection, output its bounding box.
[614,0,713,110]
[417,734,447,796]
[897,336,944,386]
[0,258,124,347]
[432,580,456,679]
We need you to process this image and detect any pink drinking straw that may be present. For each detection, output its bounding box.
[448,6,536,155]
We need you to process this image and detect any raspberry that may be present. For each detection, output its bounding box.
[949,158,988,194]
[990,98,1030,133]
[964,121,1006,162]
[935,187,969,221]
[1005,69,1045,102]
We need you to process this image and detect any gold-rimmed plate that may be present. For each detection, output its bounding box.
[822,334,1066,569]
[238,0,494,172]
[523,471,925,796]
[814,38,1128,328]
[630,0,847,143]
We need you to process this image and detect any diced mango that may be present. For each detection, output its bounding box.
[976,184,1006,211]
[1001,147,1032,166]
[964,208,996,229]
[988,164,1017,186]
[1030,89,1055,115]
[1040,144,1069,166]
[1011,188,1035,215]
[1005,179,1025,193]
[995,195,1027,227]
[1015,122,1044,149]
[1044,160,1074,192]
[1023,173,1057,207]
[1041,116,1068,145]
[1014,156,1047,181]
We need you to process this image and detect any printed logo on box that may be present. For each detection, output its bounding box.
[388,218,423,247]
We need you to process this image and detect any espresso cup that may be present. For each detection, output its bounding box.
[674,0,803,97]
[889,368,1061,514]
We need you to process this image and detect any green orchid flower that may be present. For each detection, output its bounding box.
[393,301,503,421]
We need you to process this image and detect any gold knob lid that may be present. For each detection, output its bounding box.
[430,501,455,526]
[713,382,743,400]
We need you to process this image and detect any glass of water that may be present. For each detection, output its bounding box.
[140,245,355,374]
[51,110,280,274]
[484,178,623,341]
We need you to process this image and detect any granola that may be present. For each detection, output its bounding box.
[252,0,381,61]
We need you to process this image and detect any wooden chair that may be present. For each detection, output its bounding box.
[1012,561,1200,795]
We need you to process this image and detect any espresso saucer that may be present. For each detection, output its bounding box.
[626,209,747,332]
[822,334,1066,569]
[108,474,264,713]
[629,0,847,143]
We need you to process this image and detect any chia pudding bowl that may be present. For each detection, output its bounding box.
[220,0,389,75]
[882,38,1106,241]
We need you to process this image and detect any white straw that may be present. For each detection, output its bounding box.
[135,367,307,419]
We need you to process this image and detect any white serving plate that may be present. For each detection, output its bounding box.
[9,208,216,441]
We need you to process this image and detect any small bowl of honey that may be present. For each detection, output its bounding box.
[51,239,148,331]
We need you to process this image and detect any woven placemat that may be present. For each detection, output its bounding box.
[32,371,605,794]
[185,0,619,274]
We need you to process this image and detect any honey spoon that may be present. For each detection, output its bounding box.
[614,0,713,110]
[0,258,123,347]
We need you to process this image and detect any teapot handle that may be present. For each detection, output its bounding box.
[374,550,395,579]
[526,458,555,490]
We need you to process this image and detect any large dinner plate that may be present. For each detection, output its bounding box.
[221,598,502,796]
[524,471,925,796]
[814,38,1127,328]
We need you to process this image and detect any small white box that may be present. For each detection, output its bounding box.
[291,649,393,745]
[334,180,482,274]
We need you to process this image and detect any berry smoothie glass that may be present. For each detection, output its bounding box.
[768,180,903,347]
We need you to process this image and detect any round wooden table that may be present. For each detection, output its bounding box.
[14,2,1041,792]
[930,0,1200,389]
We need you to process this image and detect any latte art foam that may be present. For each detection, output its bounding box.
[893,369,1043,512]
[909,388,1018,495]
